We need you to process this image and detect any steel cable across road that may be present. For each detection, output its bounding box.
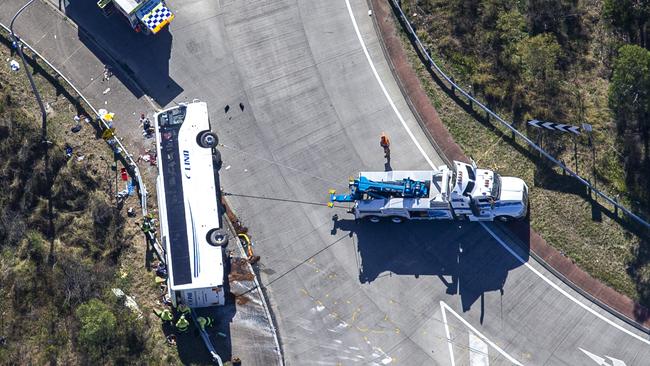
[389,0,650,231]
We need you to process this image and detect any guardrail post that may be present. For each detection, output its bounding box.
[450,77,455,93]
[613,196,618,217]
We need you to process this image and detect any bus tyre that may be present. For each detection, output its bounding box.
[207,229,228,247]
[366,216,381,223]
[390,216,404,223]
[198,131,218,148]
[212,149,222,170]
[496,216,512,222]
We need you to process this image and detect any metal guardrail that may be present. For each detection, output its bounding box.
[389,0,650,231]
[0,22,155,230]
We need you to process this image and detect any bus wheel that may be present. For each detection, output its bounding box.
[496,216,512,222]
[366,216,381,223]
[212,149,222,170]
[390,216,404,223]
[198,131,218,148]
[207,229,228,247]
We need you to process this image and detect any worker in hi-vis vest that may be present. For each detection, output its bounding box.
[380,132,390,158]
[154,308,173,323]
[197,316,214,331]
[175,315,189,332]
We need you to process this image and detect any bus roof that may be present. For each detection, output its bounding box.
[155,102,224,290]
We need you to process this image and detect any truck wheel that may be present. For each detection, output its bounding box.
[496,216,512,222]
[207,229,228,247]
[390,216,404,223]
[198,131,218,148]
[366,216,381,223]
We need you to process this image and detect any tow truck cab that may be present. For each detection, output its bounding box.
[450,161,528,221]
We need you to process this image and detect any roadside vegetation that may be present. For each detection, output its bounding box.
[396,1,650,306]
[0,36,179,364]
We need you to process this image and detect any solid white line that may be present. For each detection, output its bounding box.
[344,0,436,170]
[441,301,523,365]
[480,222,650,346]
[345,0,650,353]
[440,300,457,366]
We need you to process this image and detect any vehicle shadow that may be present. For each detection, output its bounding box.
[164,254,235,365]
[61,0,182,106]
[332,217,529,312]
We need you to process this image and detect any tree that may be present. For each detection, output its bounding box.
[609,44,650,206]
[609,45,650,141]
[603,0,650,47]
[75,299,117,361]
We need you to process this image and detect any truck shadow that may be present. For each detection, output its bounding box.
[61,0,183,106]
[332,217,529,313]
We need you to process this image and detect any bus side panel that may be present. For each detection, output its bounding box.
[181,287,225,308]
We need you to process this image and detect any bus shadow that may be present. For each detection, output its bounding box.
[170,260,235,365]
[61,0,182,106]
[332,217,529,313]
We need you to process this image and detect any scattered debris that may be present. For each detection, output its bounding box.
[9,59,19,71]
[228,257,255,282]
[166,334,177,346]
[102,87,111,95]
[102,65,112,82]
[112,288,143,319]
[127,207,136,217]
[65,144,73,159]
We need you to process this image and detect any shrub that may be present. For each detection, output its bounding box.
[75,299,117,361]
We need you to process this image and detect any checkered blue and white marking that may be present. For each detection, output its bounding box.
[142,4,172,32]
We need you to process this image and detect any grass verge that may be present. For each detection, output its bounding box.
[393,18,650,306]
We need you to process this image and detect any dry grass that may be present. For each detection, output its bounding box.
[396,24,649,304]
[0,32,180,364]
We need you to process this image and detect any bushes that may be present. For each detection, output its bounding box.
[74,298,149,364]
[75,299,117,361]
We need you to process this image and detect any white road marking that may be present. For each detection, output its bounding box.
[441,301,523,365]
[579,348,627,366]
[469,333,489,366]
[441,302,456,366]
[345,0,650,356]
[481,222,650,346]
[344,0,436,169]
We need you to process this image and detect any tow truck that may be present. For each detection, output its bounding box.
[329,160,528,222]
[97,0,174,35]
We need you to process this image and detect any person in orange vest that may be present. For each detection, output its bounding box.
[380,133,390,158]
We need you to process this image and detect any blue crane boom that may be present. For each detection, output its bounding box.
[329,176,429,203]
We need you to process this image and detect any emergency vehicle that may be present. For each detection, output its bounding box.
[329,160,528,222]
[97,0,174,35]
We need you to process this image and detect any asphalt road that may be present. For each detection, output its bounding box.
[3,0,650,365]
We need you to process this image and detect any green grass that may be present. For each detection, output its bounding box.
[397,29,649,304]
